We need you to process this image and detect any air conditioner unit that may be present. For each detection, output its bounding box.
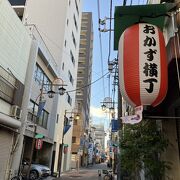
[11,105,22,119]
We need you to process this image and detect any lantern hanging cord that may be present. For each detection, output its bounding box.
[172,12,180,93]
[66,71,110,93]
[174,11,180,93]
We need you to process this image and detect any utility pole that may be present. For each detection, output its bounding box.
[123,0,127,6]
[58,135,64,178]
[58,113,67,178]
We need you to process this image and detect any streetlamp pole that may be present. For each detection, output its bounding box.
[25,77,66,179]
[26,81,44,178]
[58,111,67,178]
[58,110,79,178]
[58,133,64,178]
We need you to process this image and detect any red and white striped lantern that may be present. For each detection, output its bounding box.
[118,23,168,107]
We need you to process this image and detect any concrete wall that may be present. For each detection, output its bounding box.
[20,0,82,172]
[162,119,180,180]
[0,0,32,84]
[23,0,68,68]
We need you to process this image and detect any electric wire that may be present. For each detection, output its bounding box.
[37,27,76,61]
[108,0,113,63]
[130,0,133,6]
[66,71,110,93]
[97,0,105,98]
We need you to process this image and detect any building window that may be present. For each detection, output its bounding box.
[72,136,76,143]
[75,0,79,16]
[72,32,76,48]
[56,114,59,123]
[64,40,67,47]
[67,19,69,26]
[78,70,85,75]
[34,64,51,91]
[27,100,49,129]
[62,62,64,70]
[74,14,78,31]
[70,50,75,65]
[77,90,83,96]
[73,119,77,125]
[68,70,74,85]
[69,0,71,5]
[66,93,72,105]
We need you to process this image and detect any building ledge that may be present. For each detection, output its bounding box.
[0,112,21,129]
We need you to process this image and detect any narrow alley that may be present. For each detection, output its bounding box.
[46,163,116,180]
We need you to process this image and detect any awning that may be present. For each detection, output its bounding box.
[0,112,21,129]
[114,3,176,50]
[35,133,44,139]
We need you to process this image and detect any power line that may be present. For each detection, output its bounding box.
[97,0,105,98]
[37,26,75,61]
[108,0,113,63]
[66,71,109,93]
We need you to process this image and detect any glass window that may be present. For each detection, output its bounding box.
[62,62,64,70]
[72,32,76,48]
[38,114,43,126]
[42,111,49,128]
[27,100,49,129]
[73,119,77,125]
[72,136,76,143]
[75,0,79,16]
[74,14,78,31]
[70,50,75,65]
[68,70,74,85]
[66,93,72,106]
[34,64,52,91]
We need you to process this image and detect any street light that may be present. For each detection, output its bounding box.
[58,110,80,178]
[100,100,117,119]
[26,77,66,179]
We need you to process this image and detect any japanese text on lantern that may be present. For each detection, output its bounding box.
[143,24,158,93]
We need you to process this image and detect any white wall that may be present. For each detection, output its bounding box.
[23,0,68,68]
[0,0,32,84]
[22,0,82,172]
[147,0,161,4]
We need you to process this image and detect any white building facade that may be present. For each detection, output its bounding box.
[8,0,83,175]
[0,0,32,179]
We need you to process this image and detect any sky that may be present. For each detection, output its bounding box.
[82,0,121,129]
[82,0,147,129]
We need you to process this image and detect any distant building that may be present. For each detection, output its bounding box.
[71,12,93,167]
[94,124,105,151]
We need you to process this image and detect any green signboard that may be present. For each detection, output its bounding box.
[114,3,176,50]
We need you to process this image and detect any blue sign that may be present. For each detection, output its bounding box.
[111,119,120,132]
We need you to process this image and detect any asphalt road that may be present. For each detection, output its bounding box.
[46,163,116,180]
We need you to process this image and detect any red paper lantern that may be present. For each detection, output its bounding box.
[118,23,168,107]
[64,146,68,154]
[35,139,43,150]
